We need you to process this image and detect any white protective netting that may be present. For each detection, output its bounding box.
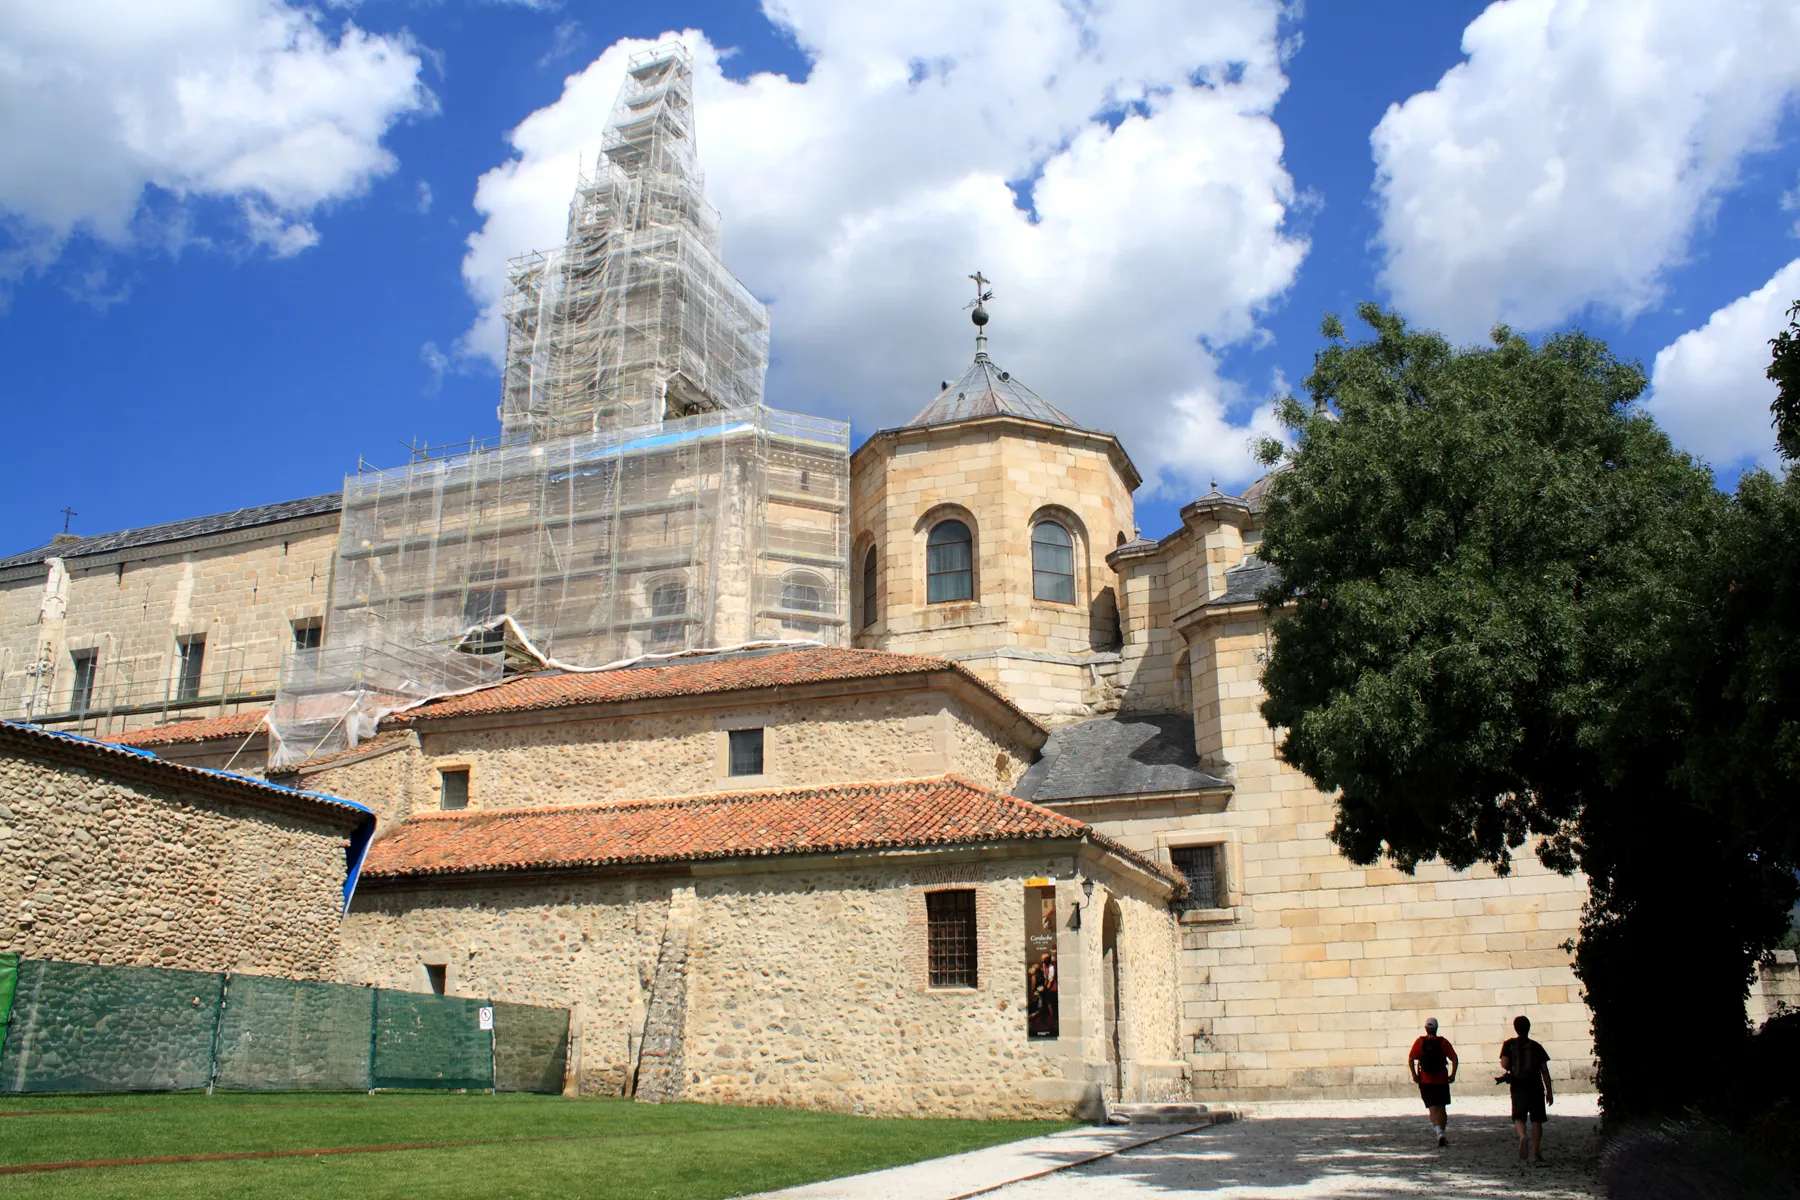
[266,43,848,770]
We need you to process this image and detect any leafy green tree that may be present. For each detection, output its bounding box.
[1253,304,1792,1114]
[1770,300,1800,462]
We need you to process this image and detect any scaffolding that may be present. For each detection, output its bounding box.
[500,44,769,442]
[266,43,847,769]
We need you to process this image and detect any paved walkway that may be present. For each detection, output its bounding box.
[750,1095,1603,1200]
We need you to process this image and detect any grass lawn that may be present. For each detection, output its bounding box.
[0,1091,1075,1200]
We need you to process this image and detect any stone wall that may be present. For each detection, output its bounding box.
[341,875,674,1096]
[343,848,1183,1118]
[320,688,1034,818]
[0,514,338,733]
[852,419,1136,720]
[0,750,351,980]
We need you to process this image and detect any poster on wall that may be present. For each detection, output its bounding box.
[1025,881,1059,1039]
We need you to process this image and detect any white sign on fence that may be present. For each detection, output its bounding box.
[478,1006,494,1031]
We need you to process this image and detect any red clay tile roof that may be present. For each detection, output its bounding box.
[106,708,269,748]
[362,774,1180,889]
[390,645,1040,730]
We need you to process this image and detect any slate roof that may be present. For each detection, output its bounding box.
[361,775,1181,888]
[1,493,343,570]
[391,645,1042,731]
[1012,713,1229,803]
[904,355,1082,430]
[107,709,269,748]
[1210,553,1281,607]
[0,720,369,826]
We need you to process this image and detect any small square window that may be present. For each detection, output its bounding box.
[1171,844,1226,910]
[439,768,469,811]
[424,963,447,995]
[927,890,979,988]
[728,728,764,777]
[292,619,322,651]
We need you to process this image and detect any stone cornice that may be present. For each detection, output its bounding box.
[853,415,1143,492]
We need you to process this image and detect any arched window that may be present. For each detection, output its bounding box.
[926,520,974,603]
[1031,521,1076,603]
[780,570,828,632]
[860,545,878,629]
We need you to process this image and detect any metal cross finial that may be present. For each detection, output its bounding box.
[60,506,77,534]
[964,271,994,309]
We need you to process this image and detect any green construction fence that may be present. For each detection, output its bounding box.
[0,956,569,1095]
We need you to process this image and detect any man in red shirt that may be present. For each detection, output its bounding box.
[1409,1017,1459,1146]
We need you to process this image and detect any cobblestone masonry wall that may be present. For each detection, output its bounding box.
[341,877,674,1095]
[0,753,349,979]
[344,852,1183,1117]
[391,689,1030,816]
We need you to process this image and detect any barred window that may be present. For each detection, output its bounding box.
[926,889,978,987]
[860,545,878,629]
[1171,844,1225,910]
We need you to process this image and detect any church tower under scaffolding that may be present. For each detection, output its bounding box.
[269,44,850,767]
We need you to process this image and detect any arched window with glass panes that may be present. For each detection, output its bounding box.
[647,577,688,650]
[860,545,878,628]
[1031,521,1075,603]
[780,570,829,632]
[926,519,974,603]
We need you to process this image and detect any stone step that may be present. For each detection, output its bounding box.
[1107,1103,1233,1125]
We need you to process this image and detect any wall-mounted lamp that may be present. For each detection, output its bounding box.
[1071,876,1095,931]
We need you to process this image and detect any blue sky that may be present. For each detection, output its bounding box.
[3,0,1799,553]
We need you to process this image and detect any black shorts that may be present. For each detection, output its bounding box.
[1419,1082,1451,1108]
[1512,1091,1548,1123]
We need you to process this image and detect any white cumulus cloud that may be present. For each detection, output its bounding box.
[0,0,434,286]
[1646,257,1800,471]
[1371,0,1800,342]
[459,1,1308,493]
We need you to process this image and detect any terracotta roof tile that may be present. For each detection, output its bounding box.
[362,775,1180,889]
[106,709,269,748]
[391,645,1040,731]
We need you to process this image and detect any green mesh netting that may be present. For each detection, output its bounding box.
[0,952,18,1061]
[492,1001,570,1094]
[212,974,375,1091]
[0,960,225,1093]
[371,989,493,1090]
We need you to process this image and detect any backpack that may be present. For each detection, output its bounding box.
[1418,1035,1448,1076]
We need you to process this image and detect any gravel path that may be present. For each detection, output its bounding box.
[986,1094,1603,1199]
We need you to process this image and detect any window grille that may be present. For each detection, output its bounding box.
[780,571,827,632]
[926,520,974,603]
[1031,521,1076,603]
[926,889,978,987]
[69,650,98,713]
[440,768,469,811]
[728,728,764,776]
[861,546,878,628]
[648,581,689,649]
[176,636,206,701]
[1170,844,1224,909]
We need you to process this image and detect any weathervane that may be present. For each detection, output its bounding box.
[964,271,994,356]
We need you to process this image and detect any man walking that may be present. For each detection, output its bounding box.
[1500,1015,1554,1165]
[1408,1017,1458,1146]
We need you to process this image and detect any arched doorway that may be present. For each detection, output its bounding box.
[1101,899,1123,1099]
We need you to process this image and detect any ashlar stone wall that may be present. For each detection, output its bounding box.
[0,750,352,980]
[0,513,338,731]
[852,419,1137,721]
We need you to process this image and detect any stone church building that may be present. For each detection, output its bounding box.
[0,43,1612,1118]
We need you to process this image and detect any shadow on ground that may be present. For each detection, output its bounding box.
[993,1113,1601,1199]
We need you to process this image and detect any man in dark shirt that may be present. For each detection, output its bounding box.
[1499,1014,1555,1165]
[1408,1017,1458,1146]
